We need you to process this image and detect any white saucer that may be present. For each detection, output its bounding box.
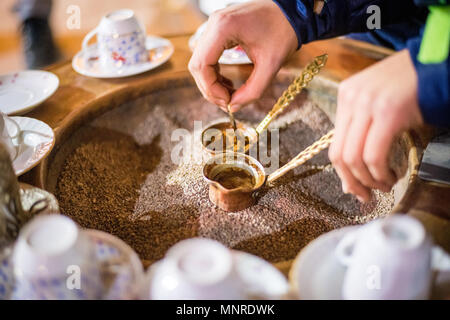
[6,116,55,176]
[189,23,252,65]
[72,36,174,78]
[290,225,450,300]
[0,228,143,300]
[289,226,358,300]
[0,71,59,116]
[143,249,288,299]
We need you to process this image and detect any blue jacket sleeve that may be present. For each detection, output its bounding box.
[273,0,422,48]
[273,0,449,127]
[407,35,450,128]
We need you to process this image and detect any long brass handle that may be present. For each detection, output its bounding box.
[255,54,328,135]
[266,129,334,184]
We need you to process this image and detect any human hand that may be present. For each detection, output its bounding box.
[188,0,298,112]
[328,49,424,202]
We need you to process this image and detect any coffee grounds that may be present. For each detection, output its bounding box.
[55,82,394,263]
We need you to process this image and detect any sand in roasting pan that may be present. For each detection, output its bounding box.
[55,83,394,263]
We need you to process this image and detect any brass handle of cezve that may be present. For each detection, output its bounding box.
[266,129,335,184]
[255,54,328,135]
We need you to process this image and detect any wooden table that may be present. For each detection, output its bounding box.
[19,35,450,252]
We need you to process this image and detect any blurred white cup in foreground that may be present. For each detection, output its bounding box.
[12,214,102,299]
[335,214,432,300]
[149,238,244,299]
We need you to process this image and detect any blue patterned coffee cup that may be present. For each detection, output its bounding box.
[82,9,149,70]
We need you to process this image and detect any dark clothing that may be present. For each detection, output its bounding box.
[13,0,60,69]
[273,0,449,127]
[13,0,52,20]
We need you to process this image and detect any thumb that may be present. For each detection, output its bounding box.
[229,58,279,112]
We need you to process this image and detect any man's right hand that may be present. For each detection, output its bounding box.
[188,0,298,112]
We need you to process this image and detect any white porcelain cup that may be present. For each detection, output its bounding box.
[12,214,102,299]
[335,214,433,300]
[0,112,21,161]
[82,9,148,70]
[149,238,244,300]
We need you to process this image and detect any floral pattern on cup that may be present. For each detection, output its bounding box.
[0,249,14,299]
[99,31,148,68]
[91,230,143,300]
[0,227,143,300]
[12,268,103,300]
[82,9,149,71]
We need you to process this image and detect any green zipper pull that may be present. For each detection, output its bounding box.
[418,6,450,64]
